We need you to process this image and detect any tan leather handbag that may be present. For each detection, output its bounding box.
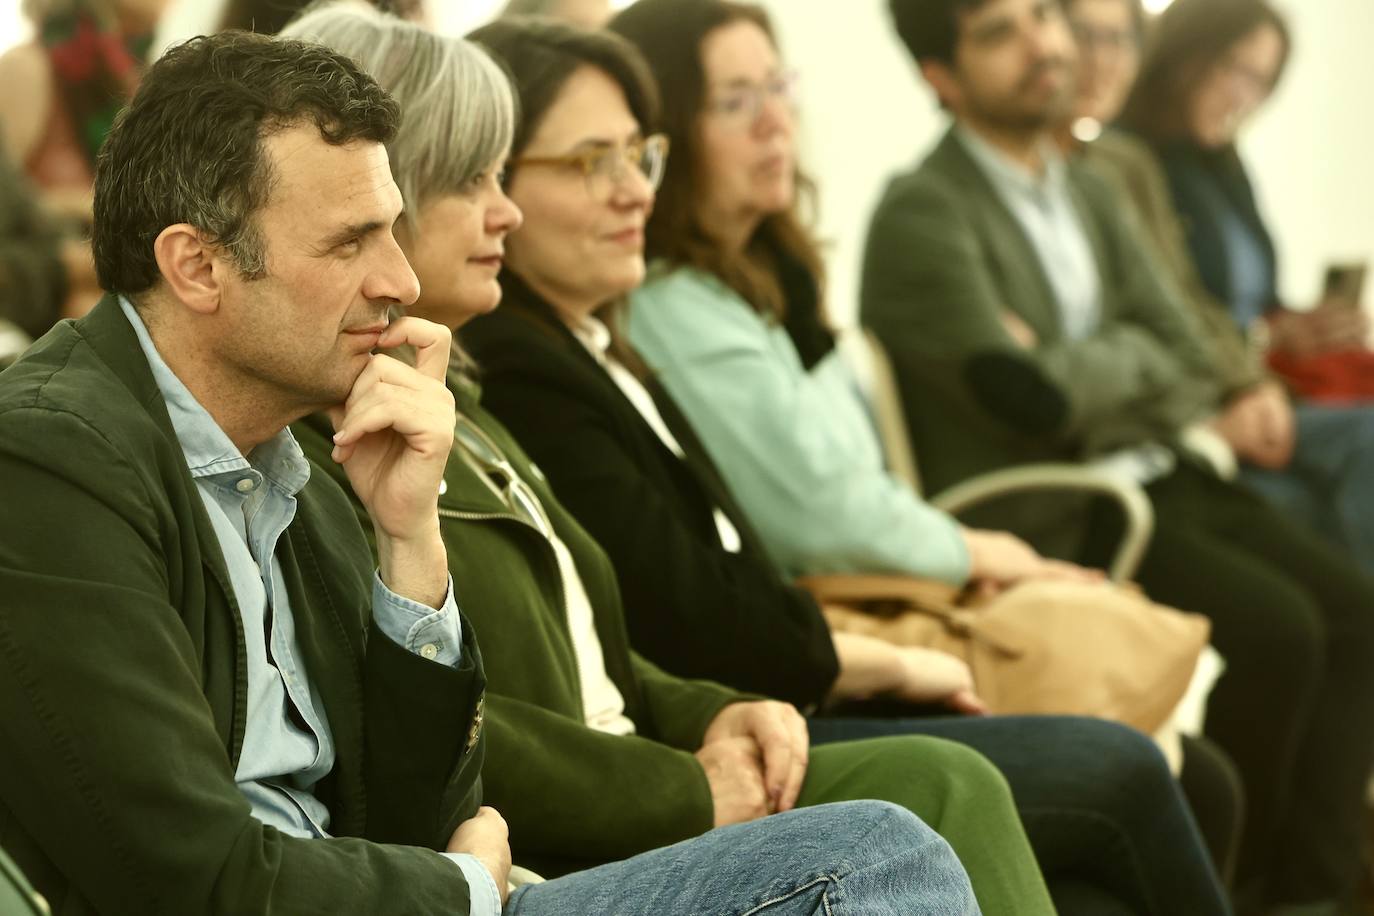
[800,575,1211,736]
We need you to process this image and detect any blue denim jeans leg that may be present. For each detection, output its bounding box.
[1241,401,1374,577]
[505,800,979,916]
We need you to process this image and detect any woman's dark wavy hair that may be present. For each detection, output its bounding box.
[468,16,660,371]
[1119,0,1290,148]
[609,0,825,322]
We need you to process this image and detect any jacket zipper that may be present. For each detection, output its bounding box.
[435,505,585,709]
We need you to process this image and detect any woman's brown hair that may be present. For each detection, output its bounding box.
[468,16,661,371]
[1119,0,1290,147]
[609,0,825,322]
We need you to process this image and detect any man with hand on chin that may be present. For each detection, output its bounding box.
[0,31,495,914]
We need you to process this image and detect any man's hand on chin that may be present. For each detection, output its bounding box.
[329,316,455,608]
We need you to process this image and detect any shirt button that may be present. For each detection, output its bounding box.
[235,477,256,493]
[420,643,439,660]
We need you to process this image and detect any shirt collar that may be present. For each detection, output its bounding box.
[956,124,1068,201]
[117,295,310,496]
[567,312,613,366]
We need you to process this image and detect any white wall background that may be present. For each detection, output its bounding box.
[2,0,1369,323]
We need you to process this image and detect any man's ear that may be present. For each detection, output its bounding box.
[152,223,228,316]
[920,59,962,111]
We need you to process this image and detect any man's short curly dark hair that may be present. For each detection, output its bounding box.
[92,30,400,299]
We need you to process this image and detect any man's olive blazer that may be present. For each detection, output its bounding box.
[861,128,1223,501]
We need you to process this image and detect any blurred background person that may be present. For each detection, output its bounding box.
[0,0,160,320]
[0,141,74,366]
[0,0,159,207]
[1120,0,1374,405]
[1067,0,1374,579]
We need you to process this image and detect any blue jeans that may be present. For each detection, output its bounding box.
[808,715,1231,916]
[1242,401,1374,576]
[507,801,978,916]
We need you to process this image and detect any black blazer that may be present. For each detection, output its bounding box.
[462,273,839,710]
[1153,140,1280,315]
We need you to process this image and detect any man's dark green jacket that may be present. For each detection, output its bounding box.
[0,296,487,915]
[861,128,1224,499]
[297,376,747,879]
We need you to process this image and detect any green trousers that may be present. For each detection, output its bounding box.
[797,735,1053,915]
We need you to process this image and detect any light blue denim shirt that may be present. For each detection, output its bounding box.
[117,297,501,915]
[955,130,1176,487]
[957,126,1102,341]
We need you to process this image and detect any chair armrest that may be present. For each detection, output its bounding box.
[930,464,1154,582]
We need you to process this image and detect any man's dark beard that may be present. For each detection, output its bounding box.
[1017,56,1070,94]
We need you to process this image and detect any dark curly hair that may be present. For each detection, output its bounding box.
[92,30,399,299]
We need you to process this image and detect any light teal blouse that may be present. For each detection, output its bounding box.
[628,265,971,585]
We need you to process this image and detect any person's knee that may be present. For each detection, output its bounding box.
[815,800,978,915]
[882,735,1015,814]
[834,798,932,849]
[1224,582,1325,689]
[1070,719,1173,804]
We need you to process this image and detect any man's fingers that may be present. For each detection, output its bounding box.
[332,386,451,455]
[346,353,446,412]
[378,316,452,382]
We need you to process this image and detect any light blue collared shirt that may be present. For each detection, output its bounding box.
[118,297,501,915]
[956,130,1177,486]
[958,126,1103,341]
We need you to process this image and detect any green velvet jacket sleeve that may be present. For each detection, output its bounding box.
[478,692,716,868]
[629,650,746,751]
[861,164,1219,449]
[0,405,476,916]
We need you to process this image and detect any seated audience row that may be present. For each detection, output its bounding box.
[860,1,1374,914]
[283,8,1069,912]
[1097,0,1374,578]
[0,24,980,916]
[0,0,1368,914]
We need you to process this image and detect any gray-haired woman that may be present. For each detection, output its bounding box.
[280,6,986,915]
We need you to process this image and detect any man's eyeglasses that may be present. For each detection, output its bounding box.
[453,415,553,539]
[1216,53,1275,99]
[512,133,670,200]
[703,70,799,128]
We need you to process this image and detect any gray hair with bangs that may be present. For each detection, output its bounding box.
[281,2,517,233]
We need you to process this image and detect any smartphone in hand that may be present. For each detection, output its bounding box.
[1323,261,1368,309]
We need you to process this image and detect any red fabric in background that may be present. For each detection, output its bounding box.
[1269,348,1374,404]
